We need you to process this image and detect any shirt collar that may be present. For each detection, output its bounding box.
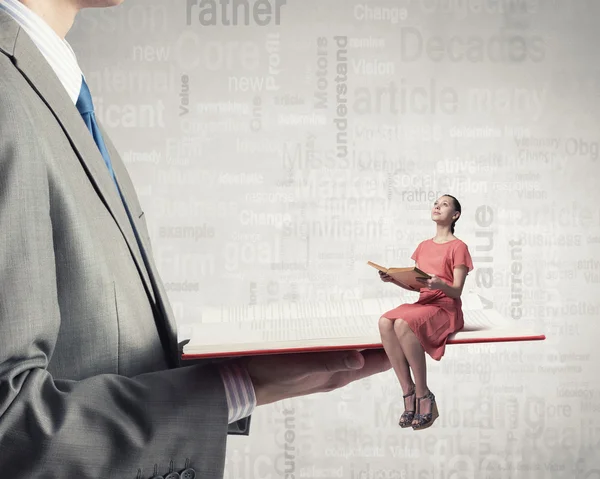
[0,0,82,103]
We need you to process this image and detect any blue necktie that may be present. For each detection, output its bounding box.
[76,77,118,186]
[76,76,176,366]
[76,75,147,254]
[76,75,148,254]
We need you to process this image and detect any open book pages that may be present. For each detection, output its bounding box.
[366,261,430,291]
[181,292,545,358]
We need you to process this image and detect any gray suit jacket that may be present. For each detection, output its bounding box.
[0,10,249,479]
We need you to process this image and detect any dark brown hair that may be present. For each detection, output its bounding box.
[442,194,461,234]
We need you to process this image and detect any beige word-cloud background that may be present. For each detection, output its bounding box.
[69,0,600,477]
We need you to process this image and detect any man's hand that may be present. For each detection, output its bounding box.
[242,349,391,406]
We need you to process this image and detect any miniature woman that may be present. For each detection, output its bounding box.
[378,194,474,430]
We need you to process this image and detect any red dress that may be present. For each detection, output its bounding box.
[382,238,474,360]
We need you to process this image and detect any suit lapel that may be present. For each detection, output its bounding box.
[101,128,179,351]
[0,7,18,53]
[1,10,157,307]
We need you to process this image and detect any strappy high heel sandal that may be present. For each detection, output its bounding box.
[412,389,439,430]
[398,388,416,428]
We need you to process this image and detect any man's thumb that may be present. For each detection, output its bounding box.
[325,351,365,372]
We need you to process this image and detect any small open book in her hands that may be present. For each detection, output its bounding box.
[367,261,431,291]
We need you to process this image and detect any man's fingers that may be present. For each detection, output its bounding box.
[338,350,365,371]
[246,348,391,403]
[353,349,390,376]
[247,348,386,386]
[286,351,365,377]
[334,349,391,387]
[318,348,392,374]
[308,350,365,373]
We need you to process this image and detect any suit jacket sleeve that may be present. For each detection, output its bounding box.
[178,342,252,436]
[228,416,252,435]
[0,80,230,479]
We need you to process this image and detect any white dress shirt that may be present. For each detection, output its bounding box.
[0,0,255,424]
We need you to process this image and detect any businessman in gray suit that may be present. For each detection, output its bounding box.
[0,0,390,477]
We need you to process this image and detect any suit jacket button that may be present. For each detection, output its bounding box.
[164,473,180,479]
[181,469,196,479]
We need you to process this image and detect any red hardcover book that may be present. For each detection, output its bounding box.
[181,296,545,360]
